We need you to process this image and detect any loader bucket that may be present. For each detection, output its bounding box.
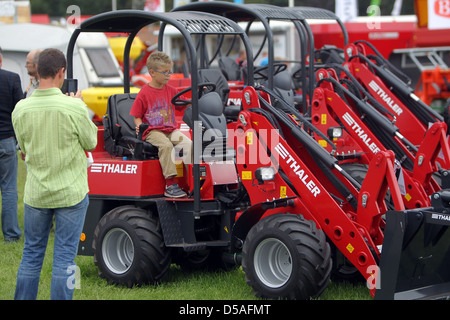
[375,190,450,300]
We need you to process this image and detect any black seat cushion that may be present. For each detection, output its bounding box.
[218,56,241,81]
[182,92,234,162]
[198,69,230,106]
[104,93,159,159]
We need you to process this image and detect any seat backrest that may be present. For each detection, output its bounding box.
[183,92,226,132]
[107,93,138,140]
[104,93,161,159]
[199,92,227,139]
[183,91,231,161]
[183,91,227,135]
[198,69,230,106]
[261,70,296,112]
[218,56,241,81]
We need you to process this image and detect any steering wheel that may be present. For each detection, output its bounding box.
[171,82,216,106]
[254,63,288,81]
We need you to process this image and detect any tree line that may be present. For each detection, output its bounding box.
[30,0,415,17]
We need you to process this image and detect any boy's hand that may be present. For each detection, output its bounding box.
[134,117,143,136]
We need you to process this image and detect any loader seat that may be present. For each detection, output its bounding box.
[183,91,234,162]
[198,69,230,106]
[263,70,299,112]
[197,68,241,121]
[218,56,241,81]
[103,93,159,159]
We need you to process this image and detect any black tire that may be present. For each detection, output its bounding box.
[242,213,332,300]
[92,205,171,287]
[339,162,368,185]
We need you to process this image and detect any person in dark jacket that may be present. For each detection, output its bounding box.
[0,46,23,242]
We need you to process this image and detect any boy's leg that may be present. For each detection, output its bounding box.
[146,130,187,197]
[169,130,193,165]
[145,130,177,178]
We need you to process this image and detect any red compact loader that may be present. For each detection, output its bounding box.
[170,2,450,299]
[67,9,450,300]
[245,83,450,299]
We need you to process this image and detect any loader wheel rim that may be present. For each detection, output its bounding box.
[102,228,134,274]
[254,238,292,288]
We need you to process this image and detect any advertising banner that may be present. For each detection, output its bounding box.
[428,0,450,29]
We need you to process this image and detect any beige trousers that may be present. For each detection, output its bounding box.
[145,129,192,179]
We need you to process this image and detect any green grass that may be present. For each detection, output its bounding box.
[0,153,372,300]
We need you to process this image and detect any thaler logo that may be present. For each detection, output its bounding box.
[432,213,450,221]
[274,143,321,197]
[435,0,450,17]
[90,163,138,174]
[342,112,381,154]
[368,80,403,116]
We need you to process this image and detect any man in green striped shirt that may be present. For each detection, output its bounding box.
[12,48,97,300]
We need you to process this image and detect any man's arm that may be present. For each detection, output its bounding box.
[12,73,23,106]
[76,104,98,152]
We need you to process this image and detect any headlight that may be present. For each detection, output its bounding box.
[255,167,276,183]
[327,126,343,139]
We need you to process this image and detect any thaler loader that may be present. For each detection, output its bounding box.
[237,84,450,299]
[67,9,450,300]
[308,68,450,208]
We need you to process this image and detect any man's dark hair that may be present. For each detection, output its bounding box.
[37,48,67,79]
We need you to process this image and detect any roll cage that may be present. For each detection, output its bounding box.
[172,1,347,111]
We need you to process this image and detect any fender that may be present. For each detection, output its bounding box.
[231,197,296,243]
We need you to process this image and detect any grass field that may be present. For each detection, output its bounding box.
[0,154,372,301]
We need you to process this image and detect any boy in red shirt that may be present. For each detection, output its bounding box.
[130,51,192,198]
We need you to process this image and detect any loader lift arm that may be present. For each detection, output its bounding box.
[311,69,450,207]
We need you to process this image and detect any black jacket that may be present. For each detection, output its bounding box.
[0,68,22,140]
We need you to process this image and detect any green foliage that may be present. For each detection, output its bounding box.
[29,0,415,17]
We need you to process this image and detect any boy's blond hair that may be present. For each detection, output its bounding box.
[146,51,173,71]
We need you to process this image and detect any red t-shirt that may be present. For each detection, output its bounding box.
[130,84,181,133]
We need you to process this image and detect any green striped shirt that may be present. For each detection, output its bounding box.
[12,88,98,208]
